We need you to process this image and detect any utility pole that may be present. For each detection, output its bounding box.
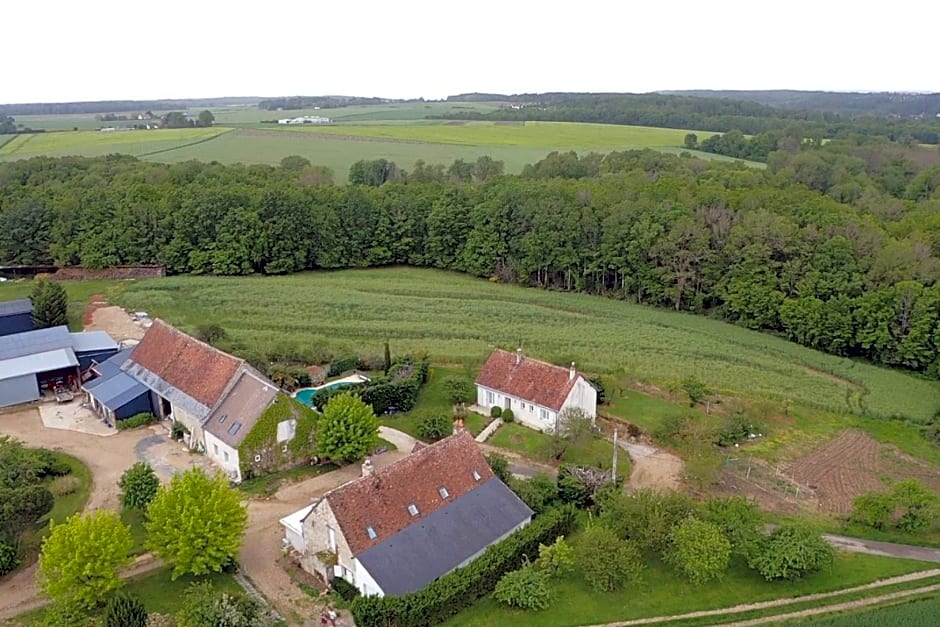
[611,428,618,481]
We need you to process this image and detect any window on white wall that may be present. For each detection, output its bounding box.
[223,451,229,462]
[213,444,219,455]
[540,408,550,421]
[486,390,494,404]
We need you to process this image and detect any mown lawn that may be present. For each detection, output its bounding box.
[121,508,149,555]
[488,423,629,479]
[444,552,936,626]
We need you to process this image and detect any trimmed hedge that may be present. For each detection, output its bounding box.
[490,406,503,418]
[315,357,430,415]
[502,408,514,423]
[351,504,576,627]
[116,412,156,430]
[328,356,359,377]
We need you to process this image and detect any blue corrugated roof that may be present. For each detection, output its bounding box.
[0,326,72,360]
[85,371,148,411]
[0,299,32,317]
[91,347,134,378]
[356,478,533,596]
[0,348,79,381]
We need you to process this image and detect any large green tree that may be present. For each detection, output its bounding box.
[38,511,133,608]
[145,468,247,579]
[747,525,835,581]
[317,393,379,463]
[30,279,68,328]
[577,525,643,592]
[665,517,731,584]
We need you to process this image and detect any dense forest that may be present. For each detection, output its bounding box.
[441,93,940,144]
[1,142,939,379]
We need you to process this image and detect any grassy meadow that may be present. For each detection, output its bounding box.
[443,551,936,627]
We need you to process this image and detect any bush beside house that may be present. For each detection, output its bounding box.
[238,394,317,479]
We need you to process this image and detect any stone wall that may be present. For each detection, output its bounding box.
[51,265,166,280]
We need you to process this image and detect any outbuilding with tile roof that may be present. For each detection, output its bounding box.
[475,348,597,432]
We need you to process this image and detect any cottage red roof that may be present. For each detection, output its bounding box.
[475,349,579,411]
[129,319,242,408]
[325,431,493,555]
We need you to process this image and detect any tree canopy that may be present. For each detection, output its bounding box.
[145,468,247,579]
[30,279,68,329]
[317,393,380,463]
[38,510,133,608]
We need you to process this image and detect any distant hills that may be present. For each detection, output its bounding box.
[0,97,263,117]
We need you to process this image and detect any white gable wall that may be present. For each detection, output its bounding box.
[354,558,385,597]
[561,376,598,420]
[204,431,241,482]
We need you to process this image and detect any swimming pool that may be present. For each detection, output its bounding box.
[293,374,370,407]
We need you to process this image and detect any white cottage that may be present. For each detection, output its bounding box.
[475,349,597,432]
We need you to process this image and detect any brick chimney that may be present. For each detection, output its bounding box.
[453,416,465,435]
[569,362,576,381]
[516,348,523,365]
[361,458,374,477]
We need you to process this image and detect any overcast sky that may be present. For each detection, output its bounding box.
[4,0,937,104]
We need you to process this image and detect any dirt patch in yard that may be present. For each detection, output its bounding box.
[84,301,145,341]
[784,429,940,514]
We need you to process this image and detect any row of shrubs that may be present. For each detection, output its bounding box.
[350,505,577,627]
[489,406,514,422]
[115,413,156,431]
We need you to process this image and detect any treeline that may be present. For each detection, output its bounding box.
[665,90,940,118]
[440,93,940,144]
[0,97,258,117]
[258,96,412,110]
[0,147,939,378]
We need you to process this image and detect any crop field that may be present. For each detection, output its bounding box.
[0,103,757,178]
[799,593,940,626]
[267,120,705,148]
[0,127,230,160]
[143,128,561,177]
[77,267,939,425]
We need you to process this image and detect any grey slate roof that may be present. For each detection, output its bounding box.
[355,477,533,596]
[0,326,72,360]
[0,349,79,381]
[0,299,32,317]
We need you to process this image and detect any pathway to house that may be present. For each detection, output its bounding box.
[616,438,684,492]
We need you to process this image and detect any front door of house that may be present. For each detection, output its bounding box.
[503,397,511,410]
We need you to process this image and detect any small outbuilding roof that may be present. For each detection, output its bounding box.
[279,504,314,537]
[0,299,32,317]
[84,371,149,411]
[70,331,119,354]
[90,347,135,379]
[0,348,78,381]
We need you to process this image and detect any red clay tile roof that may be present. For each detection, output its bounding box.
[129,319,242,408]
[475,349,579,411]
[326,431,494,555]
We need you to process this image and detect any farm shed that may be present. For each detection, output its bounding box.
[0,299,34,337]
[0,326,119,409]
[83,348,154,422]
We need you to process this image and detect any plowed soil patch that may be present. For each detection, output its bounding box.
[785,429,940,513]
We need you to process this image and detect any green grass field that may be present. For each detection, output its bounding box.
[797,593,940,626]
[444,552,935,627]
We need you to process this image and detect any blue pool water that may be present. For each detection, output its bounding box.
[294,381,357,407]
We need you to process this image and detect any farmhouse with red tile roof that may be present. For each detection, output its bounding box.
[121,319,287,482]
[475,348,597,432]
[281,431,532,597]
